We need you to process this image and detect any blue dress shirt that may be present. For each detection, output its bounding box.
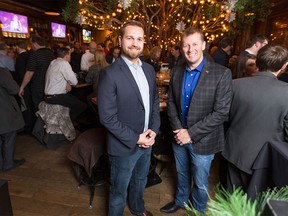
[182,57,206,127]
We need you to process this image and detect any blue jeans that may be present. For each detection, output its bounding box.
[172,142,214,214]
[108,147,151,216]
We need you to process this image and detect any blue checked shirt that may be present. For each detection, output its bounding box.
[182,57,206,128]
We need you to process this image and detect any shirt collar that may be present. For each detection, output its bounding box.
[185,56,206,73]
[245,49,256,56]
[121,55,142,68]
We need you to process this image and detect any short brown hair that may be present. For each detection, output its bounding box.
[16,40,27,50]
[256,44,288,72]
[56,47,70,58]
[30,34,45,46]
[246,34,269,48]
[119,20,144,37]
[180,27,205,47]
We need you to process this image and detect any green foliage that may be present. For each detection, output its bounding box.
[204,4,221,21]
[234,0,273,29]
[62,0,80,23]
[106,0,119,11]
[255,186,288,213]
[185,185,288,216]
[184,201,204,216]
[207,186,258,216]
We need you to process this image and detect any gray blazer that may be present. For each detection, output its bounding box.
[167,60,232,155]
[222,72,288,174]
[97,57,160,156]
[0,67,24,134]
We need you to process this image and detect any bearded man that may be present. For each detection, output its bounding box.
[97,21,160,216]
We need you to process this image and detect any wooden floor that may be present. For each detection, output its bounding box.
[0,132,220,216]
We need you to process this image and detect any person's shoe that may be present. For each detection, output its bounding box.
[131,210,153,216]
[3,159,25,171]
[160,201,183,213]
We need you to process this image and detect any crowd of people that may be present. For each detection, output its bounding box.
[1,20,288,216]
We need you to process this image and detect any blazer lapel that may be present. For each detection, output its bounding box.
[192,61,209,93]
[190,62,209,104]
[119,58,144,106]
[174,64,186,110]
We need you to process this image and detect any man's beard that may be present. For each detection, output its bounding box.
[123,46,143,59]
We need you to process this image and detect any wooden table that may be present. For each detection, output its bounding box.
[71,82,93,102]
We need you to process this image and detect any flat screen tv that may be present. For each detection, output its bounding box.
[82,29,91,43]
[0,10,28,33]
[51,22,66,38]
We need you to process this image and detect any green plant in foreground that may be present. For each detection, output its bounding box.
[184,185,288,216]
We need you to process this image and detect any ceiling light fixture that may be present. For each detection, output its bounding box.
[44,11,60,16]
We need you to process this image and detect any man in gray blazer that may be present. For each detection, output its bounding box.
[0,67,25,171]
[222,44,288,194]
[97,21,160,216]
[160,27,232,214]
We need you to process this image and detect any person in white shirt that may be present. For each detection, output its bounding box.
[45,47,86,120]
[80,41,97,72]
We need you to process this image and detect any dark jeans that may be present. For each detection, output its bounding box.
[0,131,16,170]
[22,88,36,132]
[32,93,44,112]
[44,94,87,120]
[108,147,151,216]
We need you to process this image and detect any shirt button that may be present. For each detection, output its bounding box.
[186,95,189,97]
[188,84,190,86]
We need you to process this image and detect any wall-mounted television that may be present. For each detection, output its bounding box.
[82,29,91,43]
[51,22,66,38]
[0,10,28,34]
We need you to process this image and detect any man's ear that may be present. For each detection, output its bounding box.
[64,54,70,60]
[118,36,122,47]
[255,41,261,48]
[281,62,288,72]
[202,41,206,51]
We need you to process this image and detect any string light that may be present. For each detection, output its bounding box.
[72,0,234,46]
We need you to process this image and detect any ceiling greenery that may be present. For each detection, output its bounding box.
[62,0,273,48]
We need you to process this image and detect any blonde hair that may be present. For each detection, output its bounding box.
[94,50,108,68]
[150,46,162,60]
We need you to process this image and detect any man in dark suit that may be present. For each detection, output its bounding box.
[105,46,121,64]
[97,21,160,216]
[211,37,233,67]
[232,34,268,79]
[168,45,185,69]
[160,27,232,214]
[222,44,288,195]
[0,67,25,171]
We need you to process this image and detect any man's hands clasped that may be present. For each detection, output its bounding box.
[173,129,193,146]
[137,129,157,148]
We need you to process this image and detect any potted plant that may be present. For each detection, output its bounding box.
[184,185,288,216]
